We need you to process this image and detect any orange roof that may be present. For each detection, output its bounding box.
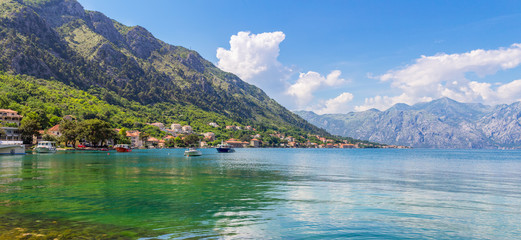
[226,140,248,144]
[147,137,159,142]
[126,131,140,137]
[164,135,175,139]
[48,124,60,132]
[0,109,18,113]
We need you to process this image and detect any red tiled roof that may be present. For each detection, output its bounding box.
[48,124,60,132]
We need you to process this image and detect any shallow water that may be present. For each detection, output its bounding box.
[1,149,521,239]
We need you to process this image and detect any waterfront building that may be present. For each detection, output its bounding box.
[250,138,261,147]
[171,124,182,133]
[126,130,142,148]
[204,132,215,141]
[0,109,22,141]
[47,124,61,137]
[182,125,193,133]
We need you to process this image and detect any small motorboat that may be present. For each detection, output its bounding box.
[216,141,235,153]
[115,144,132,152]
[184,148,202,156]
[34,141,57,153]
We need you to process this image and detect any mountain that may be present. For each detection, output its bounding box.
[295,98,521,149]
[0,0,327,135]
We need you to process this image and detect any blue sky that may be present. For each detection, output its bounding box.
[78,0,521,113]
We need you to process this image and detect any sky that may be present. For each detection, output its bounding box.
[77,0,521,114]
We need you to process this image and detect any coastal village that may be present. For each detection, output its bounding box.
[0,109,405,150]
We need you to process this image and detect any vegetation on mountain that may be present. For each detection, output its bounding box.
[0,0,326,136]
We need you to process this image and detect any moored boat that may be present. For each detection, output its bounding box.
[216,141,235,153]
[0,140,26,155]
[184,148,202,156]
[115,144,132,152]
[34,141,57,153]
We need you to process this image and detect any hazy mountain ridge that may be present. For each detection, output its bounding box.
[0,0,327,134]
[296,98,521,149]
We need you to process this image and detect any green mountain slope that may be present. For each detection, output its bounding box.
[0,0,326,135]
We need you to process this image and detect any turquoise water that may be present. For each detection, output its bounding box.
[1,149,521,239]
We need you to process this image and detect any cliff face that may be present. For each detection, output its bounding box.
[296,98,521,149]
[0,0,326,134]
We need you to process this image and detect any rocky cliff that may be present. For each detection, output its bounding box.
[296,98,521,149]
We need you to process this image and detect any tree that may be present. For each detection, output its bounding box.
[0,127,5,140]
[19,118,41,144]
[173,136,185,148]
[77,119,116,147]
[60,119,79,147]
[24,109,50,129]
[184,134,200,146]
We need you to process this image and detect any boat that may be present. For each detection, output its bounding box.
[0,140,26,155]
[34,141,57,153]
[115,144,132,152]
[184,148,202,156]
[216,141,235,153]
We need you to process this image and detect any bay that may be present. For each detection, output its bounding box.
[1,149,521,239]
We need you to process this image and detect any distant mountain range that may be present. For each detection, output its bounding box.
[0,0,327,135]
[296,98,521,149]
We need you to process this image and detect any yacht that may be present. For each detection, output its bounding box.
[216,141,235,153]
[184,148,202,156]
[0,140,25,155]
[34,141,57,153]
[115,144,132,152]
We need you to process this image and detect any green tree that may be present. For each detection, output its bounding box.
[77,119,116,147]
[25,109,50,129]
[0,128,5,140]
[174,136,185,148]
[19,118,41,144]
[184,134,200,146]
[59,119,79,147]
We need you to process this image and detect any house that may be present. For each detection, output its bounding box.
[226,139,248,148]
[0,109,22,141]
[126,130,142,148]
[158,140,166,148]
[208,122,219,128]
[204,132,215,141]
[150,122,165,130]
[145,137,159,148]
[245,126,253,131]
[200,141,208,148]
[182,125,193,133]
[47,124,61,137]
[226,125,236,130]
[288,141,297,147]
[171,124,182,133]
[250,138,261,147]
[340,144,356,149]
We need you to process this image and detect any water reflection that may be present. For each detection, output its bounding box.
[0,149,521,239]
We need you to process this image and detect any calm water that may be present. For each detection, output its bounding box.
[1,149,521,239]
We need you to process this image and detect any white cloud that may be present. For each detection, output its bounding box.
[287,70,347,106]
[314,92,354,114]
[357,43,521,111]
[216,31,290,81]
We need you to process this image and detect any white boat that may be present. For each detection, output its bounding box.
[34,141,57,153]
[184,148,202,156]
[0,141,25,155]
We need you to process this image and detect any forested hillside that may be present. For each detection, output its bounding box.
[0,0,326,135]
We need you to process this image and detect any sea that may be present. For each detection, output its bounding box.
[0,148,520,239]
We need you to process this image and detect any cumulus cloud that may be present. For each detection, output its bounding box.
[357,43,521,111]
[216,31,291,82]
[314,92,354,114]
[287,70,347,106]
